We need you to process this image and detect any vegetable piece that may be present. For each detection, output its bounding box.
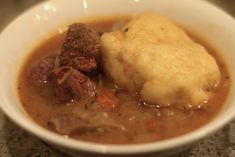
[97,90,119,110]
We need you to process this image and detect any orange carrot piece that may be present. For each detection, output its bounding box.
[97,90,119,110]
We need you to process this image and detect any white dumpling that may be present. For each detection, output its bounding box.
[101,13,220,109]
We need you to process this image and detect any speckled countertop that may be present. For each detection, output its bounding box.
[0,0,235,157]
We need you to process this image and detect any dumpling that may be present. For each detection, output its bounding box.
[101,13,220,109]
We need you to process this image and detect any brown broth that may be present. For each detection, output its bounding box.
[18,17,231,144]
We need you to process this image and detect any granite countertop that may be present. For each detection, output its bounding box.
[0,0,235,157]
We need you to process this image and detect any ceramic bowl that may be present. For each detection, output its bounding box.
[0,0,235,156]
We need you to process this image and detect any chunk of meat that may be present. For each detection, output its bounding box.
[53,66,96,101]
[59,23,101,72]
[68,57,97,72]
[29,54,56,85]
[48,113,88,135]
[97,90,119,110]
[48,112,125,135]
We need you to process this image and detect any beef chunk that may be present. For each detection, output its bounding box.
[48,113,88,135]
[59,23,101,69]
[53,66,96,101]
[48,112,125,135]
[31,23,102,101]
[52,23,102,101]
[29,54,56,85]
[68,57,97,72]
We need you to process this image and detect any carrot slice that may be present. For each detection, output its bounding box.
[97,90,119,110]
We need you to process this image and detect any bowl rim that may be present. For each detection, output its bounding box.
[0,0,235,155]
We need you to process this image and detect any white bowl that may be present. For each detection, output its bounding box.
[0,0,235,156]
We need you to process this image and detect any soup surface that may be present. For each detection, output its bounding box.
[18,17,231,144]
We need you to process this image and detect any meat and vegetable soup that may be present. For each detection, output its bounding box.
[18,14,231,144]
